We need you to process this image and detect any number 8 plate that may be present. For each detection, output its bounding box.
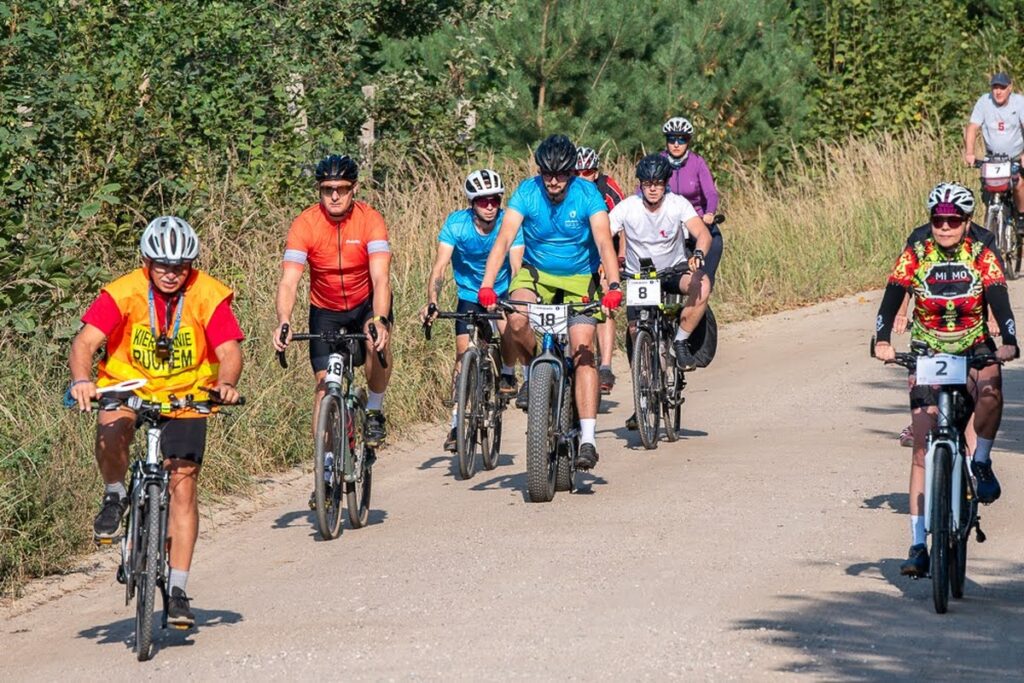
[627,279,661,306]
[529,304,568,335]
[916,354,967,385]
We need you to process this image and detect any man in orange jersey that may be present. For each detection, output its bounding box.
[68,216,244,628]
[272,154,393,449]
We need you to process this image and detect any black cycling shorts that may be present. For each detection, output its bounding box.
[908,340,996,410]
[686,224,724,287]
[455,298,497,341]
[159,418,208,466]
[309,297,393,372]
[624,265,688,323]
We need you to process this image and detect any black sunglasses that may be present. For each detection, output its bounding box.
[666,135,690,145]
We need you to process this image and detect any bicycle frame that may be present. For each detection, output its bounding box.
[322,343,362,483]
[122,414,170,612]
[531,330,576,451]
[923,387,974,536]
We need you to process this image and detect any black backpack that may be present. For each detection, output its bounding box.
[687,305,718,368]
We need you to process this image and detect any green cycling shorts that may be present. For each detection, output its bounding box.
[509,264,604,324]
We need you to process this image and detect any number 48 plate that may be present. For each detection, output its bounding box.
[916,354,967,385]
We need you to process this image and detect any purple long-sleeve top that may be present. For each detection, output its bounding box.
[659,150,719,216]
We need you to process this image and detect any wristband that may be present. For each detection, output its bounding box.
[69,379,91,389]
[370,315,391,328]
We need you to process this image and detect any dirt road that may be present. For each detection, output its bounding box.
[3,290,1024,680]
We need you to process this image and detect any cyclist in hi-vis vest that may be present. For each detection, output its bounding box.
[68,216,244,628]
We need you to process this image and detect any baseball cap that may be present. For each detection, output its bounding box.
[990,72,1012,87]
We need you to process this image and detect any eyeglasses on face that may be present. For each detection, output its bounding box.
[150,261,192,274]
[666,135,690,145]
[930,215,966,230]
[320,183,355,197]
[640,180,667,189]
[474,196,501,208]
[541,172,571,182]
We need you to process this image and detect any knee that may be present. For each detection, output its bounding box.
[508,314,530,335]
[573,344,596,367]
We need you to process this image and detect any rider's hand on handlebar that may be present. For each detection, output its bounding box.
[965,152,976,167]
[601,288,622,311]
[996,344,1017,362]
[702,213,715,225]
[70,380,98,412]
[272,322,292,352]
[478,287,498,310]
[874,341,896,362]
[419,303,438,325]
[209,381,241,405]
[367,320,390,352]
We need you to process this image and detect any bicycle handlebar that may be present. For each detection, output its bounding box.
[499,298,603,316]
[279,323,388,369]
[869,337,1002,372]
[422,302,504,341]
[65,386,245,415]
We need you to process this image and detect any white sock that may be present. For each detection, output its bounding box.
[450,406,458,428]
[973,437,994,464]
[501,365,514,376]
[911,515,926,546]
[367,391,385,411]
[169,568,189,593]
[580,418,596,445]
[522,367,530,383]
[105,482,127,498]
[674,328,690,342]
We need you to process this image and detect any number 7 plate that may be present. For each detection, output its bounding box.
[626,279,661,306]
[916,354,967,385]
[528,304,568,335]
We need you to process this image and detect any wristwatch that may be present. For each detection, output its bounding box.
[608,282,621,291]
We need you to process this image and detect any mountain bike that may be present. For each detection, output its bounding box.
[975,154,1021,278]
[874,342,996,614]
[422,304,508,479]
[626,259,687,449]
[65,380,242,661]
[502,298,601,503]
[277,323,386,540]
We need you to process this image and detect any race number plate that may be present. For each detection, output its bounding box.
[982,161,1012,180]
[627,279,662,306]
[916,354,967,385]
[325,352,345,385]
[529,304,568,335]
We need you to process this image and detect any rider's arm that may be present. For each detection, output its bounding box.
[590,210,620,285]
[684,216,712,255]
[426,243,455,307]
[985,285,1018,348]
[369,253,392,322]
[481,208,525,289]
[876,246,918,344]
[275,265,303,327]
[509,244,525,277]
[69,323,107,383]
[211,339,243,403]
[697,158,719,216]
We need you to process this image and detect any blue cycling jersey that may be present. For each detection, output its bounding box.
[507,176,608,276]
[439,208,523,304]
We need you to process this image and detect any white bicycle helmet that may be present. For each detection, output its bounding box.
[575,146,599,171]
[662,116,694,137]
[927,182,975,215]
[464,169,504,200]
[140,216,200,264]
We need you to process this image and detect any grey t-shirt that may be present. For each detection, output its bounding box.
[970,92,1024,158]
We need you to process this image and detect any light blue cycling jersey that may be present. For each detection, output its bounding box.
[507,176,608,276]
[439,208,523,304]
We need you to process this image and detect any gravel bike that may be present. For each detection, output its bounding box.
[975,154,1021,278]
[502,298,601,503]
[874,342,996,614]
[423,303,508,479]
[277,323,385,540]
[626,259,687,449]
[65,380,242,661]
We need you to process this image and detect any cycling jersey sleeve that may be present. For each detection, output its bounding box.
[697,158,719,215]
[876,246,918,343]
[283,215,310,269]
[511,226,525,249]
[507,181,534,217]
[986,285,1018,347]
[438,213,458,247]
[205,297,246,349]
[608,201,626,236]
[601,176,625,209]
[365,209,391,258]
[81,290,123,337]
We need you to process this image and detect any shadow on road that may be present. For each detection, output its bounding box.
[76,607,243,657]
[271,508,388,538]
[860,492,909,515]
[470,468,607,501]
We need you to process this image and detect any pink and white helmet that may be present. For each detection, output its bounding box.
[927,182,975,215]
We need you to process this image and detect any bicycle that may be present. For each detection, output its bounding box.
[975,154,1021,278]
[65,379,241,661]
[626,259,687,449]
[276,323,386,540]
[873,341,996,614]
[501,298,601,503]
[422,304,508,479]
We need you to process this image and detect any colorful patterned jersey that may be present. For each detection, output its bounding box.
[888,235,1006,353]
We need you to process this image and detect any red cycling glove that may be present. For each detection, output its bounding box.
[478,287,498,308]
[601,288,622,310]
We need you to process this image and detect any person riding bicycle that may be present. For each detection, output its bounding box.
[575,146,626,395]
[661,116,724,288]
[874,182,1017,577]
[68,216,244,628]
[963,71,1024,231]
[420,169,525,452]
[478,134,623,470]
[272,154,393,452]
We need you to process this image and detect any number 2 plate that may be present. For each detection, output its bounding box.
[916,354,967,385]
[529,304,568,335]
[627,279,661,306]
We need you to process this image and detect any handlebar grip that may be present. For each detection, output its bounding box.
[714,214,726,225]
[277,323,290,369]
[368,324,388,369]
[423,303,437,341]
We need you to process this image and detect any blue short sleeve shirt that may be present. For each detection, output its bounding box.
[438,208,522,303]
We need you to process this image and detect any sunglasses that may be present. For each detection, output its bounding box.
[640,180,667,189]
[666,135,690,145]
[474,196,501,208]
[931,215,966,230]
[320,183,354,197]
[541,172,571,182]
[574,169,598,177]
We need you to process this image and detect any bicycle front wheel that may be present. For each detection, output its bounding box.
[346,397,372,528]
[931,444,952,614]
[456,348,481,480]
[314,394,345,540]
[526,363,558,502]
[632,329,660,449]
[135,482,161,661]
[951,460,974,600]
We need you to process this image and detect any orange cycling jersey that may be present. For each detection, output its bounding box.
[283,202,391,311]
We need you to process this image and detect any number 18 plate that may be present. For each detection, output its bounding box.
[916,354,967,385]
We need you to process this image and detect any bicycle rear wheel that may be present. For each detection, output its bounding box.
[481,365,503,471]
[314,394,345,540]
[135,483,161,661]
[346,397,372,528]
[951,461,974,600]
[931,444,952,614]
[662,339,682,442]
[526,363,558,502]
[554,379,574,493]
[456,348,481,480]
[632,329,660,449]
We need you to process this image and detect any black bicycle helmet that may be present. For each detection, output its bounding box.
[315,154,359,182]
[534,135,577,174]
[635,153,673,183]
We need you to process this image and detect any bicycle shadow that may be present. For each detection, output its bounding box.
[602,425,708,450]
[470,469,608,501]
[76,607,243,655]
[419,451,518,479]
[860,492,909,515]
[271,508,388,538]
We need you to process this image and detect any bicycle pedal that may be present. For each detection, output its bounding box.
[115,565,127,585]
[170,623,191,631]
[94,536,119,546]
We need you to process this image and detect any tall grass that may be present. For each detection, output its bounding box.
[0,127,967,596]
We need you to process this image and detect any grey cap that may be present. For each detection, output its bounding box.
[990,72,1012,87]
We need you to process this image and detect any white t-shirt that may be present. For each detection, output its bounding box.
[970,92,1024,158]
[609,194,698,273]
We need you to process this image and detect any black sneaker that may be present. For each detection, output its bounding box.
[515,381,530,411]
[93,492,128,541]
[167,587,195,628]
[673,339,697,371]
[443,427,457,452]
[599,367,615,394]
[498,373,518,396]
[308,484,334,511]
[973,460,1002,504]
[625,413,638,431]
[364,410,387,447]
[900,543,929,577]
[575,442,599,470]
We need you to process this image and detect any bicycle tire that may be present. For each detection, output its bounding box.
[931,444,952,614]
[456,348,481,480]
[526,363,558,502]
[346,397,372,528]
[554,379,574,493]
[135,482,161,661]
[632,329,660,449]
[1003,215,1018,281]
[481,364,503,471]
[662,340,682,442]
[950,463,973,600]
[314,394,345,540]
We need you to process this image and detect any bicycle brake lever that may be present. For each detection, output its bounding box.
[277,323,290,369]
[368,324,389,369]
